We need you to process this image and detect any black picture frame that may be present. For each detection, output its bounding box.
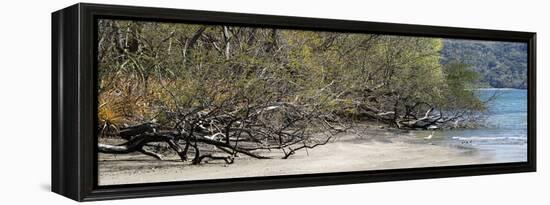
[52,3,536,201]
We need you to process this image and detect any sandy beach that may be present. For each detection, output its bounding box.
[98,126,525,185]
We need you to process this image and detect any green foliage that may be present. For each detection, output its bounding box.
[97,19,504,129]
[440,62,485,111]
[441,39,527,89]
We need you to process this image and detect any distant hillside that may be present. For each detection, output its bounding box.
[441,39,528,89]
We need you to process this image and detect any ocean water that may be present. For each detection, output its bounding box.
[414,89,528,162]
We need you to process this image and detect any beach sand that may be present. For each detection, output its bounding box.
[98,126,523,185]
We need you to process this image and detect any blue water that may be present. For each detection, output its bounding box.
[414,89,528,162]
[482,89,528,129]
[449,89,527,144]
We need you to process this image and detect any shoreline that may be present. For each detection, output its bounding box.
[98,126,525,185]
[471,87,527,90]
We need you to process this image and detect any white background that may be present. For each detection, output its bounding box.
[0,0,547,204]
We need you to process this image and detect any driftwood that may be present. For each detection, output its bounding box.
[98,102,345,164]
[98,129,270,163]
[355,99,473,130]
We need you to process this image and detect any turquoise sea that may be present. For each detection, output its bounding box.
[414,88,528,162]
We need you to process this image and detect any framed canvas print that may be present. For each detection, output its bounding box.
[52,3,536,201]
